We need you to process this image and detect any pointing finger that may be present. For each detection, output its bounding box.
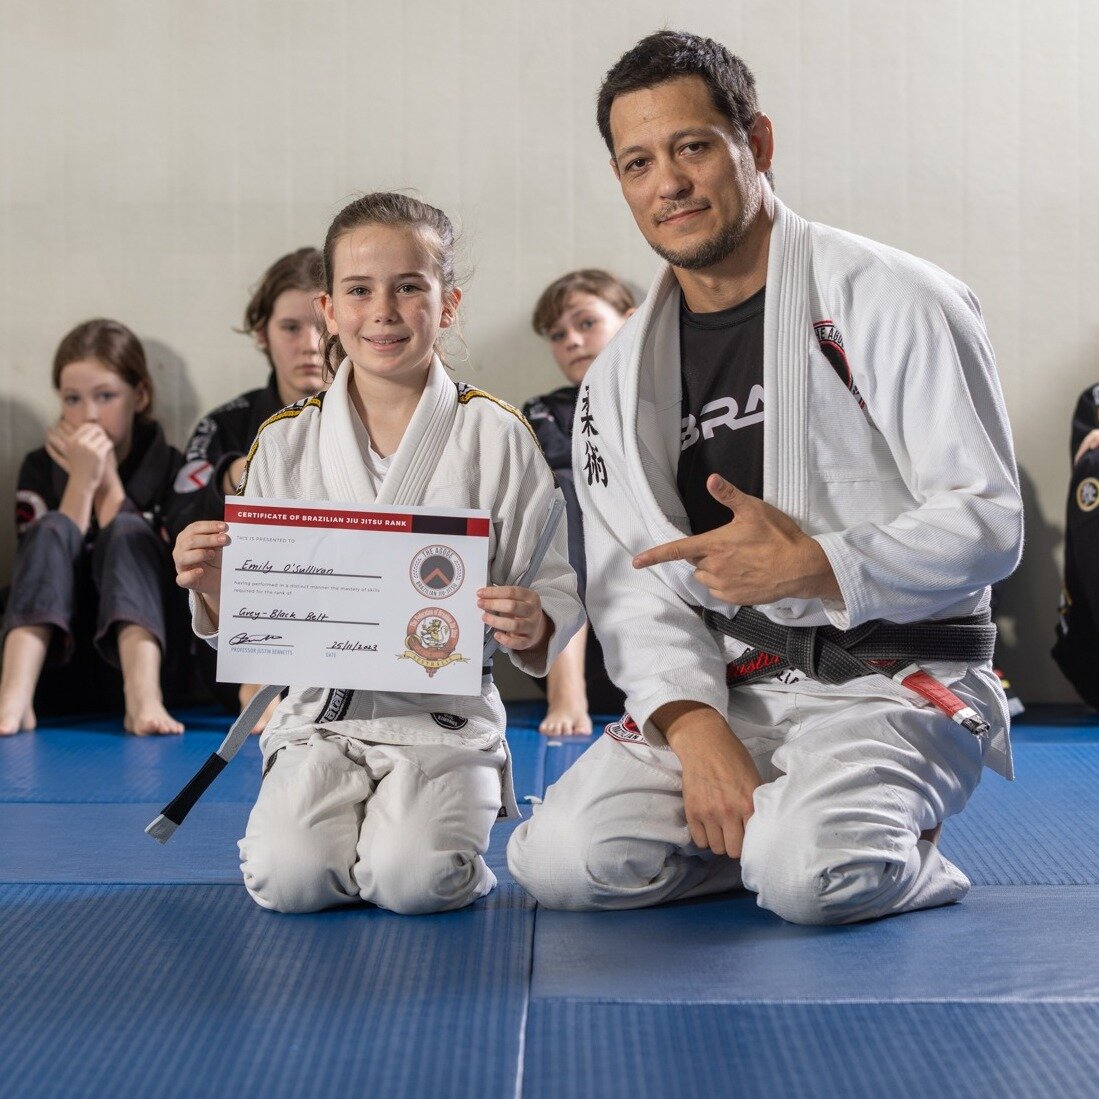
[633,534,708,569]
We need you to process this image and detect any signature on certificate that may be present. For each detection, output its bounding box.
[228,632,286,646]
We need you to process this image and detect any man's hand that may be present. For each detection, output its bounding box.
[654,701,762,857]
[633,474,841,605]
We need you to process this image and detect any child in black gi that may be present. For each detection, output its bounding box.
[0,319,185,735]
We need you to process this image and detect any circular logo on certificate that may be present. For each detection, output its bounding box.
[400,608,468,678]
[410,545,465,598]
[1077,477,1099,513]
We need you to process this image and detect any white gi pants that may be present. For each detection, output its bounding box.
[240,732,505,915]
[508,667,996,925]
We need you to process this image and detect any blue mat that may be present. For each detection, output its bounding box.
[942,744,1099,885]
[0,724,263,803]
[542,733,599,788]
[531,887,1099,1003]
[0,801,527,888]
[3,712,1099,1098]
[0,881,534,1099]
[0,803,249,883]
[506,726,548,806]
[523,1001,1099,1099]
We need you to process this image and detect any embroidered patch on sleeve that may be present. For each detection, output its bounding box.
[1077,477,1099,512]
[173,458,214,494]
[605,714,644,744]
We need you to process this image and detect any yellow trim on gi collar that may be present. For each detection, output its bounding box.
[237,394,325,494]
[457,386,539,445]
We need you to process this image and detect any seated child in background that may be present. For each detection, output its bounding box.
[1053,382,1099,708]
[165,247,325,722]
[523,270,634,735]
[0,319,186,735]
[173,192,581,914]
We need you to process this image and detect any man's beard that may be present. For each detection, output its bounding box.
[649,180,762,271]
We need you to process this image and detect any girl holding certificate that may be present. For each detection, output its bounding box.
[173,193,582,915]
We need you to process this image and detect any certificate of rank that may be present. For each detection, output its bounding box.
[216,499,491,696]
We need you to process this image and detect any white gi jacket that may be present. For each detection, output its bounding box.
[194,358,583,803]
[574,200,1022,778]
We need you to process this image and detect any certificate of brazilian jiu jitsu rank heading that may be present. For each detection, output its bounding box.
[216,499,491,696]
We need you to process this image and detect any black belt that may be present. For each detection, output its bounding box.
[705,606,996,736]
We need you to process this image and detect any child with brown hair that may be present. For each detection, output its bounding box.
[523,270,635,734]
[165,248,326,722]
[173,194,581,914]
[0,319,185,735]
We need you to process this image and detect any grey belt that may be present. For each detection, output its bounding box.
[146,496,566,845]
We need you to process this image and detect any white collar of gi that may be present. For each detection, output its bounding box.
[319,355,458,507]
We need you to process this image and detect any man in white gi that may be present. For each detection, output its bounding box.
[507,31,1023,925]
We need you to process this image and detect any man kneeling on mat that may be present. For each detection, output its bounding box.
[508,31,1022,926]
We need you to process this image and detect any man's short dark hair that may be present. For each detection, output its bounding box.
[597,30,762,157]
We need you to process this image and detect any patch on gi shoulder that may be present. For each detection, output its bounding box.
[605,713,645,744]
[173,458,214,493]
[15,489,47,531]
[431,712,468,730]
[1077,477,1099,512]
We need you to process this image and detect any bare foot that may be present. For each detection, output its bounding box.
[539,704,593,737]
[0,701,36,736]
[0,625,48,735]
[124,702,185,737]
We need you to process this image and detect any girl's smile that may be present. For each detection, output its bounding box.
[321,225,460,389]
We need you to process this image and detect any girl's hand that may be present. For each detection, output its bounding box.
[173,521,229,601]
[66,424,114,489]
[45,420,75,473]
[478,585,551,652]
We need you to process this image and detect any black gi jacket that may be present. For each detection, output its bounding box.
[163,372,284,541]
[1054,383,1099,708]
[15,418,182,543]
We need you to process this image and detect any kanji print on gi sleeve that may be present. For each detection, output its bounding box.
[579,385,608,487]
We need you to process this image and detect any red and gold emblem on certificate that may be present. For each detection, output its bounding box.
[400,607,468,677]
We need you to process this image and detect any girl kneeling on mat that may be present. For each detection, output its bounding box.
[0,319,186,736]
[173,193,582,915]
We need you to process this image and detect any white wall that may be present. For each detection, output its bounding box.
[1,0,1094,701]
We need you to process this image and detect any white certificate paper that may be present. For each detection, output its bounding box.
[216,498,491,696]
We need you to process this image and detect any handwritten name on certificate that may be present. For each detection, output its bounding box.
[216,499,491,696]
